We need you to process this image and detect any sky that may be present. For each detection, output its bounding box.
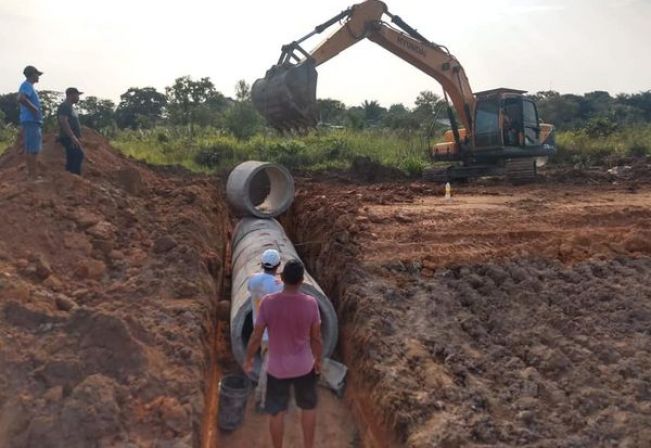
[0,0,649,108]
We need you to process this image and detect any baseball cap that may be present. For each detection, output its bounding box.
[261,249,281,269]
[65,87,84,96]
[23,65,44,77]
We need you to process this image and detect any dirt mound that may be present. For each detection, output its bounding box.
[0,130,229,447]
[0,127,150,191]
[289,180,651,447]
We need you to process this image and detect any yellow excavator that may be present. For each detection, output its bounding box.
[251,0,556,182]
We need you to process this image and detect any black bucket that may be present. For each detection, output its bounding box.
[218,374,251,431]
[251,60,319,132]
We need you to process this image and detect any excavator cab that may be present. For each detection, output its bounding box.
[435,89,555,163]
[474,89,540,150]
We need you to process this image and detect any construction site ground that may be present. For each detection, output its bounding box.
[1,132,650,447]
[289,175,651,447]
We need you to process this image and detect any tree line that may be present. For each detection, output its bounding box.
[0,74,650,140]
[0,76,261,140]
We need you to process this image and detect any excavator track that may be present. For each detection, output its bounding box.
[506,157,537,183]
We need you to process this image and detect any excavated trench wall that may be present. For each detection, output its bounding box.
[279,192,402,447]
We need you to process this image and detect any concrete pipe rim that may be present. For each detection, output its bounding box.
[228,161,295,219]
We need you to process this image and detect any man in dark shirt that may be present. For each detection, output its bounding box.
[57,87,84,175]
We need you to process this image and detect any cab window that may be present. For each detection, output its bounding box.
[474,99,500,148]
[523,100,539,146]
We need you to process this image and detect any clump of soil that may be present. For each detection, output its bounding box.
[0,130,228,447]
[347,257,651,447]
[289,180,651,447]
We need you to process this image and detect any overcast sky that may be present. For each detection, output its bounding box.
[0,0,649,107]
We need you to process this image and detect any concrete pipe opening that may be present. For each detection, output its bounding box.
[226,161,295,218]
[230,218,338,380]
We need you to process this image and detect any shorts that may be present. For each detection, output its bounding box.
[265,369,318,415]
[22,122,42,154]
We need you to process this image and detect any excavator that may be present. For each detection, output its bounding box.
[251,0,556,182]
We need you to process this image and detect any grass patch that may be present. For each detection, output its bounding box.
[107,124,651,174]
[555,124,651,166]
[0,126,17,155]
[111,127,432,176]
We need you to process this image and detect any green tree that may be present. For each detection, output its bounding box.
[530,91,583,130]
[318,98,346,125]
[79,96,116,132]
[581,91,614,120]
[618,91,651,122]
[224,80,261,140]
[234,79,251,101]
[166,76,227,138]
[0,93,19,125]
[361,100,386,126]
[412,90,445,136]
[39,90,64,131]
[345,106,365,130]
[413,90,442,118]
[383,103,418,130]
[115,87,167,129]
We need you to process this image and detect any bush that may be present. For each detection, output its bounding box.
[584,117,619,138]
[401,157,427,177]
[194,140,238,168]
[262,140,311,169]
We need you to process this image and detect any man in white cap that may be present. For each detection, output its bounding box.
[247,248,283,408]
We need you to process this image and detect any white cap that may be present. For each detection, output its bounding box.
[261,249,281,269]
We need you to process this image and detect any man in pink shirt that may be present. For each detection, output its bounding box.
[245,259,322,448]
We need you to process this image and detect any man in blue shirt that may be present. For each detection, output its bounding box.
[247,248,283,409]
[17,65,43,180]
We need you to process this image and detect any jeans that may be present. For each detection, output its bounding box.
[60,137,84,175]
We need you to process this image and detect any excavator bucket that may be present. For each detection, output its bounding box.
[251,60,319,132]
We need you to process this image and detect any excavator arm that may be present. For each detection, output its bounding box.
[252,0,475,134]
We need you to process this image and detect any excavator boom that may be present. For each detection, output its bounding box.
[251,0,475,133]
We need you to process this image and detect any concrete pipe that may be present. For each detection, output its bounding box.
[226,161,295,218]
[230,218,338,380]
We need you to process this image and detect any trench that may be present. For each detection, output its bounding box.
[282,201,400,448]
[199,169,398,447]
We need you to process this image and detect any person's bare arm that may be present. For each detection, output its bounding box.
[58,115,81,148]
[244,324,265,373]
[310,321,323,374]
